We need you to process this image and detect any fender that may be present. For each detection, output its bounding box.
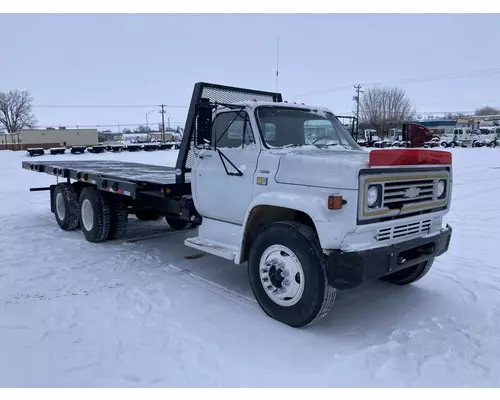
[234,190,358,263]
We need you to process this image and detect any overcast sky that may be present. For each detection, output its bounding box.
[1,14,499,131]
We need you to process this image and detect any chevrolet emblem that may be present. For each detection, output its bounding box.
[404,187,420,198]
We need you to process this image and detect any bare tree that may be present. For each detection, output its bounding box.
[133,124,151,133]
[444,112,469,119]
[0,90,37,133]
[358,86,416,134]
[475,106,500,116]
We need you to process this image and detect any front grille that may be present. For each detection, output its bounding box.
[359,169,450,223]
[377,219,432,242]
[383,178,436,208]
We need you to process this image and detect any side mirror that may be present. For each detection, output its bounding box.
[196,102,213,147]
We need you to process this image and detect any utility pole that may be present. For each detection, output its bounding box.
[159,104,166,143]
[353,85,363,139]
[276,37,279,93]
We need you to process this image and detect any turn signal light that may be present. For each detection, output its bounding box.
[328,195,344,210]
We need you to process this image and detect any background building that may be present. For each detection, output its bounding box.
[417,118,481,136]
[98,131,122,142]
[416,120,457,136]
[0,127,98,150]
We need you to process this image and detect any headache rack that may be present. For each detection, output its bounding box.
[175,82,282,184]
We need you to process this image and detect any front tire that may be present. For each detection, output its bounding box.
[53,183,79,231]
[165,217,190,230]
[248,221,336,328]
[79,186,110,243]
[380,259,434,285]
[135,209,161,221]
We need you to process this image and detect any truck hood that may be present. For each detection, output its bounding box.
[273,146,370,190]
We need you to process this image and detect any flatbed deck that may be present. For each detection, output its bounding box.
[22,160,191,186]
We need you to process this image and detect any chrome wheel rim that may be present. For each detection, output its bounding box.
[259,245,305,307]
[55,192,66,220]
[81,199,94,231]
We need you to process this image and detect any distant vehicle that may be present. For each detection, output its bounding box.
[400,123,433,148]
[474,127,499,148]
[356,129,380,147]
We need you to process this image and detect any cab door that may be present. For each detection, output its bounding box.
[192,110,260,225]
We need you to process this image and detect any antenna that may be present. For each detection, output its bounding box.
[276,37,279,93]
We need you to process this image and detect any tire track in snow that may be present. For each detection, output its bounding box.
[119,251,260,313]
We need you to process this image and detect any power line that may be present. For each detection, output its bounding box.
[292,67,500,98]
[29,122,186,129]
[32,104,188,109]
[336,110,499,115]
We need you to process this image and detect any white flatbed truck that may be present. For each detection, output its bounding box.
[23,82,453,328]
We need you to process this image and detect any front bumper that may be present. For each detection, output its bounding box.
[326,224,452,290]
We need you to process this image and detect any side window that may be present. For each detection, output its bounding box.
[213,111,255,148]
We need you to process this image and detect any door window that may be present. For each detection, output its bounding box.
[213,111,255,148]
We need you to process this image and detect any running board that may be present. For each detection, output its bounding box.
[184,236,238,262]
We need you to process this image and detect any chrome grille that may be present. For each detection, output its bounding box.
[383,179,436,207]
[377,219,432,242]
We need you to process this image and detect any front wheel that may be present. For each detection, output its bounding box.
[135,209,161,221]
[380,259,434,285]
[165,217,191,230]
[248,221,336,328]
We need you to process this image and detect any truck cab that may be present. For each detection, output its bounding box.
[179,83,453,327]
[475,127,499,148]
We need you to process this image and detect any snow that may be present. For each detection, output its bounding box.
[1,147,500,387]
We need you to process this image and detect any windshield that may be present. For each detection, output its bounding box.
[255,106,361,150]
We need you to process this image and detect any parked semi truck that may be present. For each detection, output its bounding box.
[23,82,453,328]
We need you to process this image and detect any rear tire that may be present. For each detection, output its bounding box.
[107,195,128,240]
[165,217,190,230]
[248,221,336,328]
[53,183,79,231]
[79,186,110,243]
[380,259,434,285]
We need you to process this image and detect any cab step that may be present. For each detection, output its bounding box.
[184,236,238,262]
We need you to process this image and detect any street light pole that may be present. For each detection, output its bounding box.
[113,120,121,134]
[145,110,155,130]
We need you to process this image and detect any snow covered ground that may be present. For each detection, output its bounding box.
[1,147,500,388]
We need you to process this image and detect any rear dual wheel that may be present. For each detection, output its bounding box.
[53,183,129,242]
[79,187,111,243]
[53,183,80,231]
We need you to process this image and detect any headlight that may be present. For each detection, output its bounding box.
[437,180,446,198]
[367,185,380,208]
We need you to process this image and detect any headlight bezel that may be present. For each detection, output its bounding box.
[437,179,447,199]
[367,184,382,208]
